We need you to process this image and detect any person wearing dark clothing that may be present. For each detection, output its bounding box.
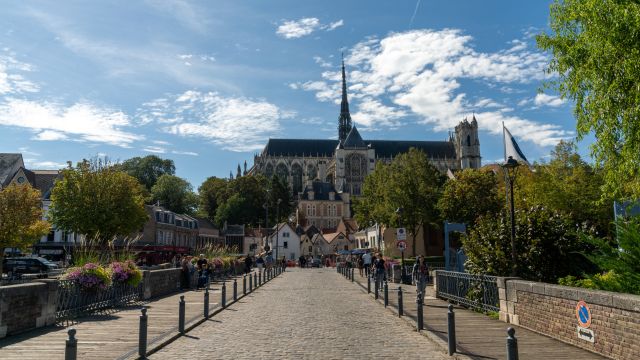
[244,256,253,274]
[374,255,386,289]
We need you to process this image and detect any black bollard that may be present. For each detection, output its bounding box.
[254,272,257,288]
[65,328,77,360]
[384,280,389,307]
[351,268,355,282]
[416,292,424,331]
[204,286,210,318]
[367,274,371,294]
[448,304,456,355]
[243,275,247,295]
[178,295,185,334]
[249,273,253,292]
[139,307,148,359]
[506,327,519,360]
[259,270,262,286]
[398,286,403,317]
[221,282,227,308]
[233,279,238,301]
[374,276,379,299]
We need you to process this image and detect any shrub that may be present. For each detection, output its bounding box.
[63,263,112,290]
[109,260,143,286]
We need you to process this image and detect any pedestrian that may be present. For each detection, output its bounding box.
[265,252,274,269]
[298,255,306,268]
[256,255,264,270]
[244,255,253,274]
[281,256,287,272]
[362,251,372,277]
[413,255,429,295]
[374,254,386,289]
[357,254,365,277]
[180,257,190,289]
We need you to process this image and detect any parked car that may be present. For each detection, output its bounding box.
[2,257,59,276]
[311,258,321,268]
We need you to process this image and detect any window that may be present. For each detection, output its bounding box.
[307,204,312,216]
[164,213,169,223]
[155,212,161,222]
[466,134,471,146]
[283,241,288,249]
[47,231,55,242]
[311,204,316,216]
[309,246,312,252]
[157,230,164,244]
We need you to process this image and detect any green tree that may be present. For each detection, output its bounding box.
[537,1,640,200]
[118,155,175,191]
[49,159,148,244]
[437,169,502,227]
[267,175,294,225]
[151,174,198,215]
[198,177,229,221]
[0,183,50,258]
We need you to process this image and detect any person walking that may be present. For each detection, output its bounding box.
[281,256,287,272]
[357,255,365,277]
[374,254,386,289]
[413,255,429,295]
[265,252,274,270]
[244,255,253,274]
[256,255,264,270]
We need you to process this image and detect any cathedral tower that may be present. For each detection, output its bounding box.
[337,56,352,142]
[454,115,481,169]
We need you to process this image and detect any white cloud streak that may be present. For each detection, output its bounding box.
[534,93,566,107]
[276,18,344,39]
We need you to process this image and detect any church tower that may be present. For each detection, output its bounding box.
[454,115,481,169]
[337,56,352,142]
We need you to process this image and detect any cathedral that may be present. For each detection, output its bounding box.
[248,60,481,199]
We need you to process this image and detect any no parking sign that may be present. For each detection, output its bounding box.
[576,300,595,343]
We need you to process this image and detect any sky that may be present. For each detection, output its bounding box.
[0,0,583,189]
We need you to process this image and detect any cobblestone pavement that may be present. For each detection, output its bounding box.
[151,268,448,359]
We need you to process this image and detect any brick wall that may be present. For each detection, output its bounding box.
[499,278,640,359]
[0,280,57,337]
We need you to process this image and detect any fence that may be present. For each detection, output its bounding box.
[435,270,499,312]
[56,280,144,322]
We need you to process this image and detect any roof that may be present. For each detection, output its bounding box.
[324,231,347,244]
[0,154,24,187]
[31,170,60,199]
[369,140,456,159]
[194,217,217,230]
[343,126,365,148]
[300,181,342,201]
[263,139,338,157]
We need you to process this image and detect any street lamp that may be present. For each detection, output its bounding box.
[275,198,282,262]
[396,207,411,284]
[502,156,520,277]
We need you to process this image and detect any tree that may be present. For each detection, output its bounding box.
[267,175,294,225]
[118,155,175,191]
[437,169,502,227]
[0,184,50,257]
[537,1,640,200]
[151,174,198,215]
[49,158,148,244]
[198,177,229,221]
[355,148,444,256]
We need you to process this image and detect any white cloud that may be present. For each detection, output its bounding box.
[142,146,166,154]
[0,98,142,147]
[313,56,332,68]
[295,28,570,145]
[0,51,39,95]
[534,93,566,107]
[140,91,293,152]
[276,18,344,39]
[172,150,198,156]
[28,160,68,169]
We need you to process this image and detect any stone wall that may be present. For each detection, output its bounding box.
[141,268,183,300]
[498,278,640,359]
[0,279,57,337]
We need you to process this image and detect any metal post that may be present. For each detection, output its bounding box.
[233,279,238,301]
[221,282,227,308]
[384,280,389,307]
[204,286,210,318]
[243,275,247,295]
[65,328,77,360]
[249,273,253,292]
[351,268,354,282]
[178,295,185,334]
[254,272,257,288]
[374,276,379,299]
[367,274,371,294]
[448,304,456,355]
[509,173,517,276]
[138,308,148,359]
[507,327,519,360]
[259,270,262,286]
[398,286,403,317]
[416,292,424,331]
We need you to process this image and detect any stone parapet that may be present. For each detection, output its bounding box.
[0,280,57,338]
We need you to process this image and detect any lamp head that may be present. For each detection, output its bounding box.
[503,156,520,169]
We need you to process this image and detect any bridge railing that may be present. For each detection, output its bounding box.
[56,280,144,322]
[435,270,499,312]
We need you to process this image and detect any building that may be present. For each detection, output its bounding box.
[139,205,199,250]
[297,181,350,229]
[249,60,481,198]
[193,217,222,249]
[222,223,245,252]
[265,223,301,261]
[244,227,268,256]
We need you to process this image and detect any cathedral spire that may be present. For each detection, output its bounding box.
[338,53,352,142]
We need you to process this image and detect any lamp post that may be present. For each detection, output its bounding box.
[275,198,282,261]
[396,207,410,285]
[502,156,520,277]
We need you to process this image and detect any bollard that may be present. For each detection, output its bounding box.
[374,277,379,299]
[448,304,456,355]
[384,280,389,307]
[398,286,403,317]
[506,327,519,360]
[367,274,371,294]
[139,307,148,359]
[416,292,424,331]
[65,328,77,360]
[254,272,257,288]
[243,275,247,295]
[351,268,355,282]
[204,287,210,318]
[249,273,253,292]
[221,282,227,308]
[178,295,185,334]
[233,279,238,301]
[259,270,262,286]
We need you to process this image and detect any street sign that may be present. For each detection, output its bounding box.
[397,240,407,251]
[577,326,595,343]
[396,227,406,241]
[576,300,592,328]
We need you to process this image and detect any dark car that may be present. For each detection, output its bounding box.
[311,258,321,268]
[2,257,59,275]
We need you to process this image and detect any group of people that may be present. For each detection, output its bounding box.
[297,255,319,268]
[349,252,430,295]
[244,253,286,274]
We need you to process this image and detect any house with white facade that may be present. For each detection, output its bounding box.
[265,223,301,261]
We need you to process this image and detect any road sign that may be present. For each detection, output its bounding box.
[577,326,595,343]
[396,228,406,241]
[397,240,407,251]
[576,300,592,328]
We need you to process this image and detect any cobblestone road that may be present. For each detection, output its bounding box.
[151,268,448,359]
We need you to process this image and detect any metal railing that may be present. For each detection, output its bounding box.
[56,280,143,322]
[435,270,499,312]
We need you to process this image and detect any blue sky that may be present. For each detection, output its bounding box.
[0,1,581,188]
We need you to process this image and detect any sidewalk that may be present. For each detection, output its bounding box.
[0,271,270,360]
[349,272,606,360]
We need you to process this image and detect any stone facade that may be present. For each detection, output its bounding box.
[498,278,640,359]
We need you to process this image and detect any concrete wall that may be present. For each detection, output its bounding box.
[141,268,183,300]
[498,278,640,360]
[0,279,57,338]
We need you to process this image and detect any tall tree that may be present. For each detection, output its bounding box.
[437,169,502,227]
[537,0,640,200]
[151,174,198,215]
[198,177,229,221]
[267,175,294,225]
[49,158,148,244]
[118,155,175,191]
[0,184,50,257]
